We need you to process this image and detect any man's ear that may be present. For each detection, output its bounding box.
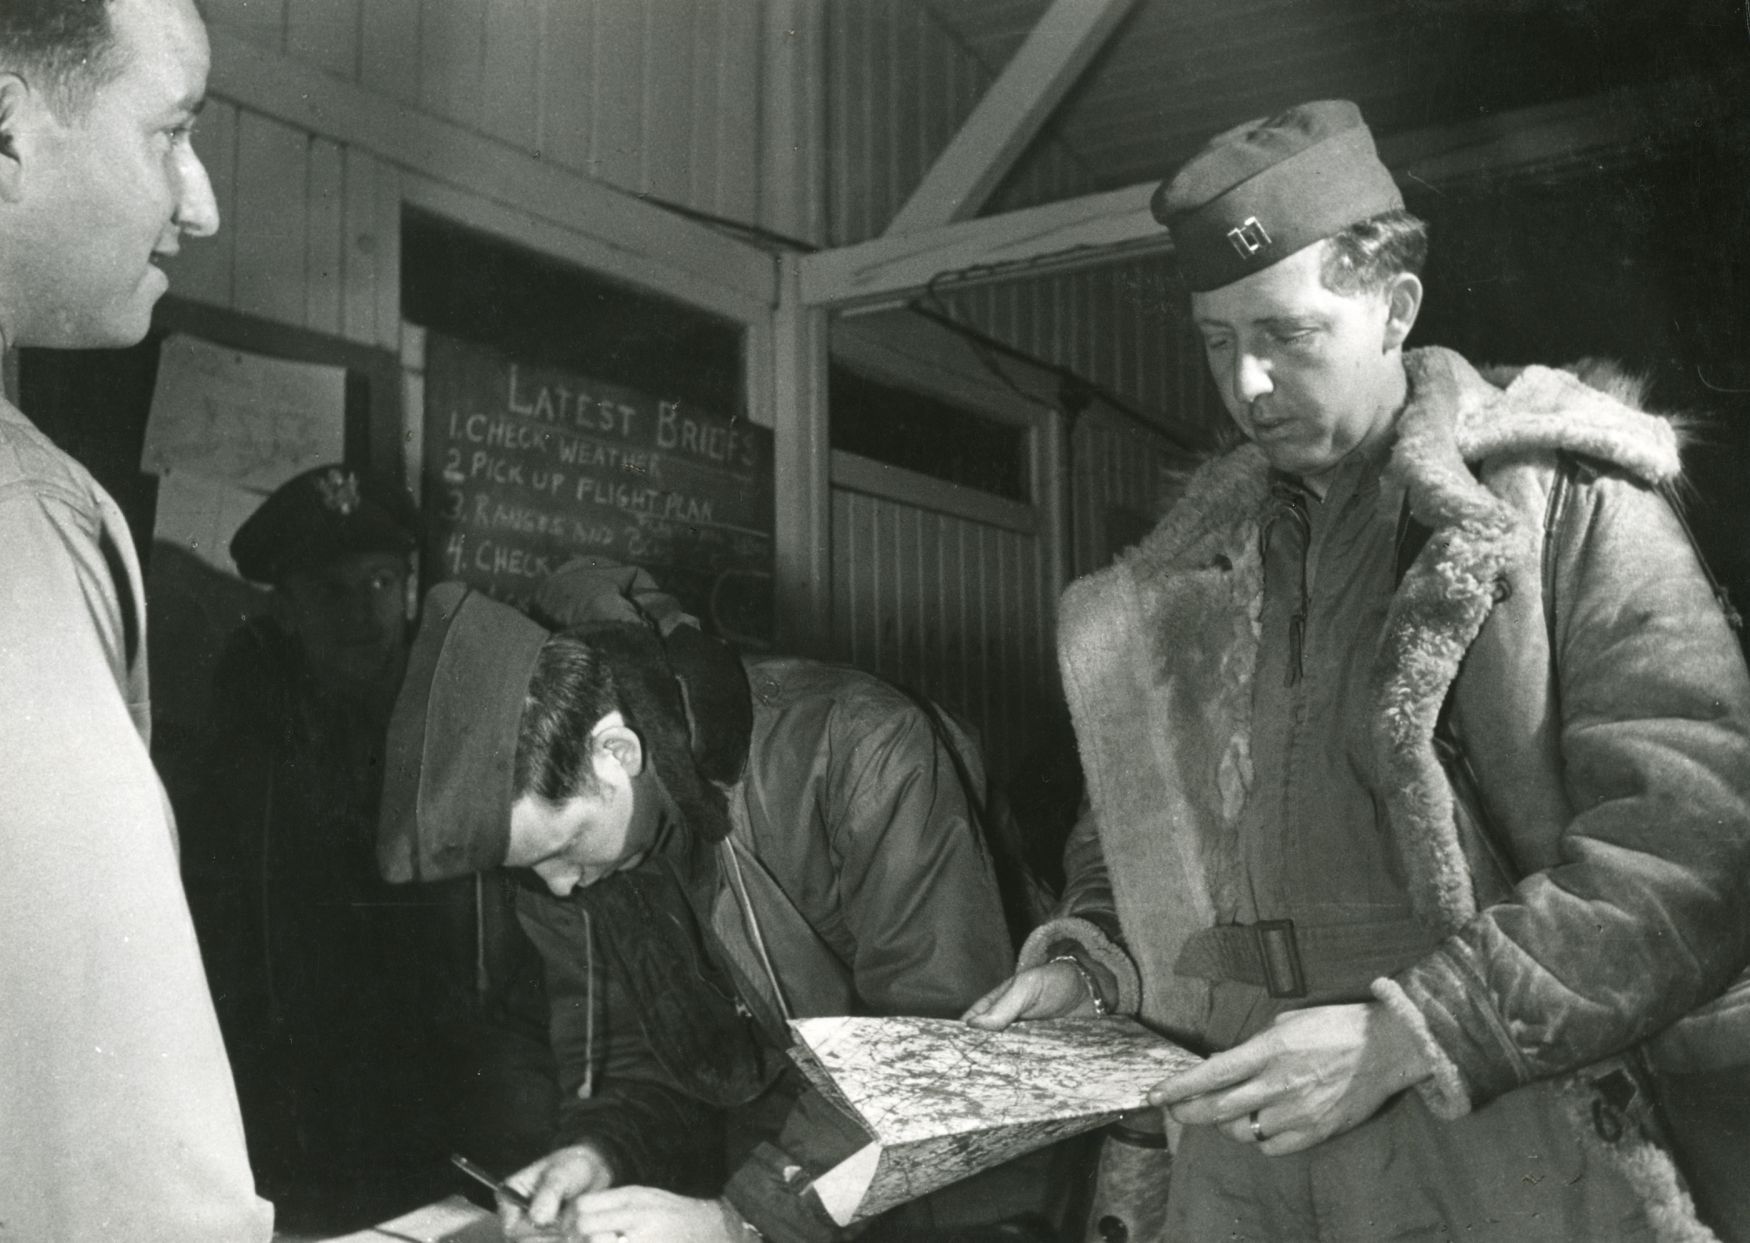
[0,75,36,204]
[591,711,645,779]
[1382,271,1424,352]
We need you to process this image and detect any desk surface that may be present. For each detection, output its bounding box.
[276,1196,503,1243]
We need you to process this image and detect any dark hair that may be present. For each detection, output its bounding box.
[511,621,736,843]
[1317,209,1429,296]
[513,633,618,803]
[0,0,127,118]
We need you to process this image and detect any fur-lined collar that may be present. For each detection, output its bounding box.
[1054,345,1713,1242]
[1376,348,1678,932]
[1059,346,1684,1024]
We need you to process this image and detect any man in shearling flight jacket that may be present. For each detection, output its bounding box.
[967,100,1750,1241]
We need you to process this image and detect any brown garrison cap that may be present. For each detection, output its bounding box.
[230,464,418,585]
[378,582,547,884]
[1151,100,1403,292]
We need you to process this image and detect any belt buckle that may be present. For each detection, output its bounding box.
[1254,919,1306,999]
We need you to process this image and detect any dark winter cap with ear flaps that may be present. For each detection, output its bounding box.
[533,556,752,801]
[560,619,743,849]
[1151,99,1403,293]
[531,554,700,635]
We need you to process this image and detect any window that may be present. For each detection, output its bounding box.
[829,365,1029,503]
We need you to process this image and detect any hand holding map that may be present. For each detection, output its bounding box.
[787,1015,1201,1225]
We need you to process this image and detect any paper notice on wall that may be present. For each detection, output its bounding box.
[150,470,268,576]
[141,333,346,491]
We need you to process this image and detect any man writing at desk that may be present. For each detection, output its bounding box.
[379,566,1029,1242]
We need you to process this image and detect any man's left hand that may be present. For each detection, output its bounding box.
[1146,1001,1432,1155]
[564,1187,749,1243]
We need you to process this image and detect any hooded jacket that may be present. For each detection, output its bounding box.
[1024,347,1750,1241]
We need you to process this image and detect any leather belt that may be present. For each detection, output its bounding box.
[1174,916,1434,999]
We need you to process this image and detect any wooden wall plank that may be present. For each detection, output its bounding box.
[865,493,886,672]
[885,4,913,223]
[862,0,895,237]
[689,1,722,211]
[482,0,542,151]
[832,490,863,667]
[974,524,998,770]
[591,1,646,192]
[340,146,380,345]
[373,163,403,352]
[771,253,832,653]
[305,136,345,334]
[894,505,919,685]
[360,0,420,104]
[541,0,594,174]
[210,30,777,318]
[419,0,486,127]
[642,0,696,206]
[166,98,239,309]
[286,0,359,80]
[915,508,941,695]
[714,0,762,223]
[204,0,285,53]
[940,516,969,722]
[834,1,868,244]
[759,0,827,246]
[232,110,309,324]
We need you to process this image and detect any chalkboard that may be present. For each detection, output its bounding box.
[421,331,774,642]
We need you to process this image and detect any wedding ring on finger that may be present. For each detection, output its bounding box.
[1249,1110,1266,1143]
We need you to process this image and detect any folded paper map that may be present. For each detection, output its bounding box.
[788,1015,1202,1225]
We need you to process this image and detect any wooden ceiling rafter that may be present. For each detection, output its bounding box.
[803,66,1750,313]
[885,0,1137,235]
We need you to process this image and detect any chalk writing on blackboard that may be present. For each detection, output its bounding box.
[421,333,773,640]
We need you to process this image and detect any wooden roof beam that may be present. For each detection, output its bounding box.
[885,0,1136,235]
[808,67,1748,312]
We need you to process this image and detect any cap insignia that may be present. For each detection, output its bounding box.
[316,467,361,516]
[1227,216,1272,259]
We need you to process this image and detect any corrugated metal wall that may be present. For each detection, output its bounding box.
[823,0,1094,244]
[1069,409,1198,577]
[941,257,1211,433]
[831,488,1050,783]
[823,1,1207,448]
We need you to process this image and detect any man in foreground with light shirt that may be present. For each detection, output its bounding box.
[0,0,272,1238]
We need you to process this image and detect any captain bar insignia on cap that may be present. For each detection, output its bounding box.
[1228,216,1272,259]
[1151,100,1403,292]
